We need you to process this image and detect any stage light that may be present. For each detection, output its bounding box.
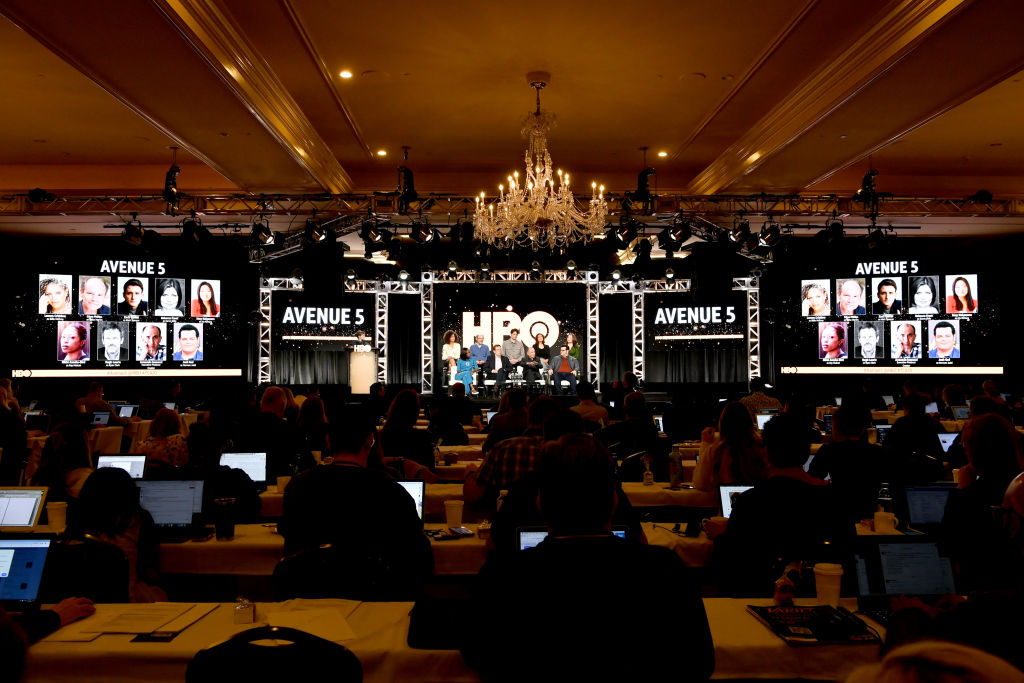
[123,216,144,246]
[615,220,638,245]
[669,221,691,243]
[817,219,844,245]
[345,269,356,282]
[421,264,434,282]
[530,261,542,280]
[611,269,622,281]
[448,260,458,276]
[758,222,781,247]
[566,260,577,274]
[411,222,435,243]
[162,163,180,204]
[304,218,326,242]
[398,270,410,281]
[181,217,210,244]
[28,187,55,203]
[480,262,490,276]
[665,268,675,281]
[729,219,750,243]
[339,70,353,79]
[251,220,274,245]
[968,189,993,204]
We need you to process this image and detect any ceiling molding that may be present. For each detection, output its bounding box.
[278,0,372,163]
[687,0,968,195]
[154,0,353,193]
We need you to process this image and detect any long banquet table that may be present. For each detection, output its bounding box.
[26,597,883,681]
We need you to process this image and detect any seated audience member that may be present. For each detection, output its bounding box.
[31,421,93,501]
[807,404,887,521]
[138,408,189,467]
[379,388,436,472]
[428,387,470,446]
[462,432,714,682]
[596,392,670,479]
[74,381,130,427]
[242,386,307,478]
[941,413,1023,591]
[604,372,639,420]
[481,389,529,454]
[693,401,768,492]
[278,407,432,579]
[713,413,852,597]
[465,397,560,505]
[846,641,1024,683]
[0,598,95,679]
[0,382,27,485]
[887,392,946,483]
[296,394,329,454]
[982,379,1006,404]
[74,467,166,602]
[442,382,482,428]
[570,380,609,427]
[366,382,389,424]
[739,377,783,418]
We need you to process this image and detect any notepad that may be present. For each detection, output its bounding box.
[267,608,356,641]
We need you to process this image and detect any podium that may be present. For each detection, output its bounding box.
[349,348,376,394]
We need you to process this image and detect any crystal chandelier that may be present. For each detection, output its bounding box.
[474,74,608,250]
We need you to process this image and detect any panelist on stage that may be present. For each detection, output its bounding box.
[521,346,544,388]
[469,333,490,391]
[548,345,579,395]
[485,344,511,395]
[349,330,373,352]
[504,328,526,367]
[455,348,478,395]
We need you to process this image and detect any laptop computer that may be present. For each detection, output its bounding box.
[719,485,754,518]
[91,411,111,426]
[485,410,497,424]
[0,538,52,611]
[834,397,843,406]
[398,481,425,519]
[924,401,939,414]
[937,433,957,453]
[903,484,955,532]
[136,480,204,540]
[516,526,628,550]
[96,454,147,479]
[875,424,893,445]
[0,487,48,532]
[219,453,267,489]
[653,415,665,434]
[755,413,772,431]
[855,537,957,625]
[823,413,833,435]
[164,402,177,411]
[117,404,139,419]
[881,395,894,407]
[951,405,969,420]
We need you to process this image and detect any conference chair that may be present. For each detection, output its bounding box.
[186,626,362,683]
[272,544,422,602]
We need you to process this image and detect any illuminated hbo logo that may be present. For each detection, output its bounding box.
[12,369,32,378]
[461,311,560,348]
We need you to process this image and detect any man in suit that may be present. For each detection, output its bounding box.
[871,278,903,315]
[548,345,579,395]
[484,344,511,396]
[854,322,884,360]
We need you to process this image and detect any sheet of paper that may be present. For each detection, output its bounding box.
[155,603,220,634]
[79,603,195,634]
[266,608,357,641]
[281,598,362,620]
[39,622,102,642]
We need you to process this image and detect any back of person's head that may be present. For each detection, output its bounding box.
[87,381,103,396]
[845,640,1024,683]
[750,377,767,393]
[718,401,756,443]
[542,409,584,442]
[385,388,421,429]
[982,379,1000,398]
[941,383,966,407]
[149,408,182,438]
[326,406,375,455]
[450,382,466,398]
[623,372,639,390]
[0,610,27,683]
[505,389,528,412]
[962,413,1022,483]
[761,413,811,469]
[527,396,560,428]
[623,391,647,419]
[36,422,90,477]
[76,466,141,536]
[539,434,616,534]
[834,404,870,439]
[260,386,287,416]
[968,395,1011,420]
[297,395,327,428]
[902,393,927,416]
[575,380,597,401]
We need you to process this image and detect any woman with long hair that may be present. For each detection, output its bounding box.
[39,276,71,314]
[946,276,977,313]
[138,408,188,467]
[908,276,939,314]
[380,389,436,472]
[693,402,768,491]
[58,322,89,362]
[565,332,580,360]
[190,281,220,317]
[297,394,329,452]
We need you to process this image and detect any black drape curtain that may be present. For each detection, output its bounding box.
[599,295,632,387]
[644,348,747,384]
[271,349,350,386]
[387,293,422,386]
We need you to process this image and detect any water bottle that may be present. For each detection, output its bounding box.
[877,482,892,514]
[496,489,509,512]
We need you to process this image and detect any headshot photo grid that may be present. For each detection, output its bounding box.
[801,273,973,365]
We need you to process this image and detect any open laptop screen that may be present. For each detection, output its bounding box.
[97,455,147,479]
[653,415,664,433]
[937,433,957,453]
[118,404,138,419]
[755,414,772,431]
[952,405,969,420]
[91,412,111,426]
[855,540,956,597]
[220,453,267,484]
[0,488,48,529]
[397,481,425,519]
[0,539,51,609]
[136,480,204,527]
[719,485,753,518]
[905,485,954,526]
[517,526,627,551]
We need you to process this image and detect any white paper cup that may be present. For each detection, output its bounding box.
[813,563,843,607]
[276,476,292,492]
[46,501,67,531]
[874,511,899,534]
[444,499,464,528]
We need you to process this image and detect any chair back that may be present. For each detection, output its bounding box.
[41,537,129,603]
[186,626,361,683]
[90,426,123,456]
[273,544,421,602]
[129,420,152,452]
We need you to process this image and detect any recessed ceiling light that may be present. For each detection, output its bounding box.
[989,142,1003,147]
[376,149,387,157]
[657,151,667,157]
[747,152,761,163]
[339,70,353,79]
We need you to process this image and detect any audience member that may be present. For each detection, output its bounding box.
[887,393,945,483]
[31,421,93,501]
[428,387,470,446]
[846,640,1024,683]
[462,432,714,682]
[739,377,783,418]
[279,407,433,579]
[296,395,329,454]
[242,386,306,478]
[713,413,852,596]
[379,388,436,471]
[807,404,887,521]
[137,408,189,467]
[0,598,95,681]
[569,380,609,427]
[596,392,669,479]
[693,401,768,491]
[481,389,529,454]
[0,381,27,485]
[73,382,130,427]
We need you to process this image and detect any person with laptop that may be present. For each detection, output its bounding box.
[31,421,94,501]
[693,401,768,492]
[887,393,946,483]
[137,408,189,467]
[595,391,668,476]
[739,377,783,418]
[481,389,529,455]
[807,403,887,522]
[712,413,853,597]
[279,406,433,582]
[242,386,307,479]
[569,380,609,427]
[73,381,131,428]
[462,432,714,682]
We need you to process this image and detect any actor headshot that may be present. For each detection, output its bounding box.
[870,278,903,315]
[854,322,884,360]
[173,323,203,361]
[116,277,148,316]
[801,280,830,316]
[818,322,847,360]
[892,321,921,359]
[836,278,866,316]
[137,323,167,362]
[78,275,111,315]
[928,320,961,358]
[39,274,72,315]
[58,321,90,362]
[99,322,129,362]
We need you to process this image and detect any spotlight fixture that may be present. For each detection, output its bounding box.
[668,221,692,244]
[28,187,56,203]
[480,262,490,276]
[345,269,356,282]
[611,269,622,281]
[122,213,144,246]
[665,268,675,281]
[397,166,417,214]
[251,219,274,245]
[398,270,410,281]
[566,260,577,274]
[758,221,781,247]
[304,218,326,242]
[181,216,210,244]
[530,261,542,280]
[447,260,458,276]
[729,219,750,243]
[817,217,845,245]
[411,222,436,243]
[615,219,639,245]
